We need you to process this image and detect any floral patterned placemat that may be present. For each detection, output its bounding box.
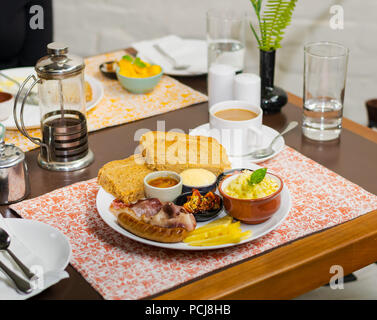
[10,146,377,300]
[4,50,207,152]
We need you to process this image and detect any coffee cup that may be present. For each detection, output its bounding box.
[209,100,263,157]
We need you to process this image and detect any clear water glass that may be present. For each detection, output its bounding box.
[206,9,246,72]
[303,42,349,141]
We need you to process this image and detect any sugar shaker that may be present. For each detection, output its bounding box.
[0,124,29,205]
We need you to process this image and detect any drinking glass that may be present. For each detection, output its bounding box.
[206,9,246,72]
[302,42,349,141]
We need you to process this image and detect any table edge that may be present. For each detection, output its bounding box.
[154,209,377,300]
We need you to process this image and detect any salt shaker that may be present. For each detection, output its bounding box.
[233,73,261,108]
[0,124,29,205]
[208,64,236,108]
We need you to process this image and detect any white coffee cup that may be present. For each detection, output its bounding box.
[209,100,263,157]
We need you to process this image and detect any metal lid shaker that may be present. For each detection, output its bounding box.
[0,124,29,204]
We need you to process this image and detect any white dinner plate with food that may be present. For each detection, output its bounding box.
[0,67,104,130]
[96,161,291,251]
[189,123,285,163]
[0,218,71,300]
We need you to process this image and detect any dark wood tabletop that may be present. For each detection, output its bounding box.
[1,75,377,300]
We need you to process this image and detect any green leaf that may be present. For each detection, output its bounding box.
[249,22,261,46]
[248,168,267,186]
[122,55,133,62]
[249,0,297,51]
[134,57,146,68]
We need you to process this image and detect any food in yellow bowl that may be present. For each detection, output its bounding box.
[224,169,279,199]
[118,55,162,78]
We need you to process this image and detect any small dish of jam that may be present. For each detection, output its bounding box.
[144,171,182,202]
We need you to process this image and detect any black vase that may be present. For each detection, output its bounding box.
[259,49,287,114]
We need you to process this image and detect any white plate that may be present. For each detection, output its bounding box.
[96,161,291,251]
[0,67,104,130]
[0,218,71,300]
[137,39,207,76]
[189,123,285,164]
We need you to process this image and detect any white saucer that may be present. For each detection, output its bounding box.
[189,123,285,164]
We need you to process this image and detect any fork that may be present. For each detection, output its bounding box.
[0,72,39,105]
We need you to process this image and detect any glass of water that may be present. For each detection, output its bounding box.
[302,42,349,141]
[206,9,246,72]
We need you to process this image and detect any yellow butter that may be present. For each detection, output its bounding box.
[180,168,216,187]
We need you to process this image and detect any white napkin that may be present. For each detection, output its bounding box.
[132,35,207,75]
[0,216,69,300]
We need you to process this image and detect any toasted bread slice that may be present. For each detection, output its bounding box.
[97,154,153,204]
[139,131,231,176]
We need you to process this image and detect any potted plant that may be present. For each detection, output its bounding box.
[249,0,297,113]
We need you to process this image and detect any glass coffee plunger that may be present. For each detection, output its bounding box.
[13,42,94,171]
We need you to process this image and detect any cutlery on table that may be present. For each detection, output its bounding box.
[0,227,37,280]
[153,44,190,70]
[0,261,32,293]
[0,259,32,294]
[0,71,39,105]
[249,121,298,159]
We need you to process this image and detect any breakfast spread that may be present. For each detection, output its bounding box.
[118,55,162,78]
[97,131,285,245]
[224,169,279,199]
[180,168,216,187]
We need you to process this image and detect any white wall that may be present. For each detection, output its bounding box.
[53,0,376,126]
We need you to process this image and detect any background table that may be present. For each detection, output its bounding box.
[1,75,377,300]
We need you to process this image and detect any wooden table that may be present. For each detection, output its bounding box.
[1,75,377,300]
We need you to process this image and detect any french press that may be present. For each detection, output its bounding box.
[13,42,94,171]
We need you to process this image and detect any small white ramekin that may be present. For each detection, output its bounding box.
[144,171,182,202]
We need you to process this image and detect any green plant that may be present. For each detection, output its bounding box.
[249,0,297,51]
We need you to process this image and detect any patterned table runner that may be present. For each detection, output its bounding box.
[10,146,377,300]
[4,50,207,152]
